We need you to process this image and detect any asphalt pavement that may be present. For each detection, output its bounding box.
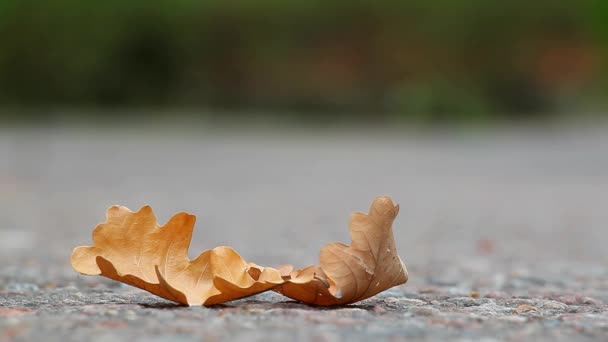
[1,124,607,341]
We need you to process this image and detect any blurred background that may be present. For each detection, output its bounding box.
[0,0,606,124]
[1,1,608,289]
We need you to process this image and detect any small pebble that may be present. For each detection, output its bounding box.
[105,310,119,316]
[409,307,441,316]
[541,301,568,311]
[5,283,39,293]
[125,310,137,321]
[372,306,386,314]
[447,297,480,307]
[514,304,538,314]
[581,297,602,305]
[397,298,426,306]
[498,315,528,323]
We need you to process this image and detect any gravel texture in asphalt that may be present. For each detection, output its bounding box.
[1,126,607,341]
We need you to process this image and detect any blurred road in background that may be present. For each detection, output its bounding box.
[1,124,607,341]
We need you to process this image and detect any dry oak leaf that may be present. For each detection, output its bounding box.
[70,205,283,306]
[275,196,408,305]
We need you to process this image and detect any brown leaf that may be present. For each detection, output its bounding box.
[70,205,283,306]
[275,196,408,305]
[71,196,409,306]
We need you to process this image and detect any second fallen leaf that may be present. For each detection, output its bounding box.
[275,196,408,305]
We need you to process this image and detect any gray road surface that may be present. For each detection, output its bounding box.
[1,124,607,341]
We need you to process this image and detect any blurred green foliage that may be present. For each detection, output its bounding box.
[0,0,606,121]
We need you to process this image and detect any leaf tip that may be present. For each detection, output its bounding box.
[70,246,102,275]
[138,205,154,214]
[372,195,396,208]
[106,205,133,216]
[370,196,399,218]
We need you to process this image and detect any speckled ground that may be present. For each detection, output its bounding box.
[1,124,607,341]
